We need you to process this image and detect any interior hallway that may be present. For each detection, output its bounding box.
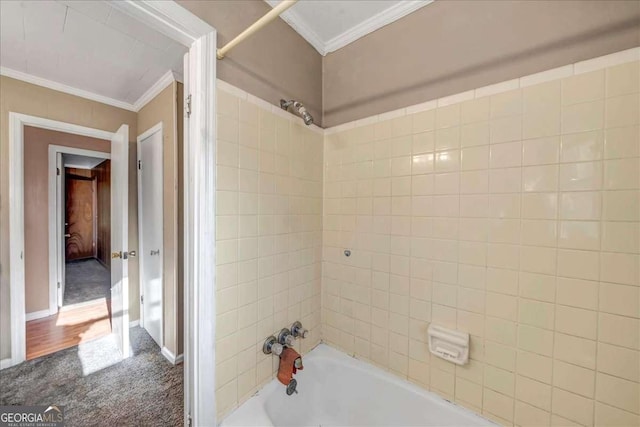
[26,299,112,360]
[64,258,111,306]
[1,327,183,425]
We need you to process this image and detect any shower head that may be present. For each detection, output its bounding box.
[280,99,314,126]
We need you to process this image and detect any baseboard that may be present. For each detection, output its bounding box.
[161,346,183,365]
[0,358,15,370]
[129,320,140,328]
[26,309,52,321]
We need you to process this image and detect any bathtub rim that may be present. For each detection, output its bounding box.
[220,342,496,427]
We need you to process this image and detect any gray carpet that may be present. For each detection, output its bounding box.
[64,259,111,306]
[0,327,183,426]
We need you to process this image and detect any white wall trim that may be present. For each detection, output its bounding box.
[267,2,326,55]
[25,309,52,322]
[0,67,137,112]
[324,1,433,54]
[265,0,433,55]
[111,0,213,47]
[324,46,640,134]
[137,121,164,143]
[1,66,186,114]
[184,30,218,425]
[161,346,183,365]
[48,145,110,316]
[134,71,179,111]
[130,320,140,328]
[9,112,115,370]
[0,359,13,370]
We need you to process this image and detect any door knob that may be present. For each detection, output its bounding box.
[111,251,122,259]
[64,234,71,238]
[128,251,137,257]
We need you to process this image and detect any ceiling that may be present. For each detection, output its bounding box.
[64,154,107,170]
[0,0,187,110]
[265,0,432,55]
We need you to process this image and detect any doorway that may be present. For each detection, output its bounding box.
[24,136,116,360]
[8,120,130,364]
[63,157,111,308]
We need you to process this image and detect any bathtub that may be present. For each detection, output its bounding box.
[221,344,495,426]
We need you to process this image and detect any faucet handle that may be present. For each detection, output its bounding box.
[271,343,284,356]
[263,336,284,356]
[278,328,295,346]
[291,321,308,339]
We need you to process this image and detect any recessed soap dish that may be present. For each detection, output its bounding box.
[427,324,469,365]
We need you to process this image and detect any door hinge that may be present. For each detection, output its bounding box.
[187,414,192,427]
[57,282,61,289]
[138,160,141,170]
[140,295,144,304]
[185,94,192,118]
[56,167,60,176]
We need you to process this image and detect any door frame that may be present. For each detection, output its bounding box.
[48,145,110,314]
[8,2,218,425]
[136,122,164,349]
[113,2,218,424]
[8,113,114,366]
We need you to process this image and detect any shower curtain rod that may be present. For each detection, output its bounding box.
[216,0,299,60]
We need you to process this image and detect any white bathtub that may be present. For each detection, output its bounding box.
[221,344,495,426]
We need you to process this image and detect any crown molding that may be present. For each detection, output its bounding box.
[324,1,432,54]
[133,69,180,111]
[0,67,137,112]
[266,0,432,56]
[266,1,327,55]
[1,67,186,113]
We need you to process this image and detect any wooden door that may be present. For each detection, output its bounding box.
[65,170,96,261]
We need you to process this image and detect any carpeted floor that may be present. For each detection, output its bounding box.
[0,327,183,426]
[64,258,111,306]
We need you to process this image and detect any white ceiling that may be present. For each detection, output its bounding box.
[0,0,187,110]
[266,0,433,55]
[64,154,107,170]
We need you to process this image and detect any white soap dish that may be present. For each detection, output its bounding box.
[427,324,469,365]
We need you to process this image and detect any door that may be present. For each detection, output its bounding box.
[65,172,95,261]
[137,125,163,347]
[110,124,130,358]
[56,153,65,307]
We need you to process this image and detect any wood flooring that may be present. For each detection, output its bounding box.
[26,299,112,360]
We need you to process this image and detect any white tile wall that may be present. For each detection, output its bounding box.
[322,59,639,426]
[214,48,639,426]
[215,86,323,418]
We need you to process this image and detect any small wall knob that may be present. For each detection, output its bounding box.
[291,321,308,339]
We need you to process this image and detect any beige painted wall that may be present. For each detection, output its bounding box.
[0,76,139,360]
[214,87,323,418]
[177,0,323,127]
[322,60,640,426]
[322,0,640,127]
[23,127,110,313]
[137,81,183,356]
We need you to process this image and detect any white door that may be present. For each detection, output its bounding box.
[56,152,65,307]
[110,124,130,358]
[137,125,163,347]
